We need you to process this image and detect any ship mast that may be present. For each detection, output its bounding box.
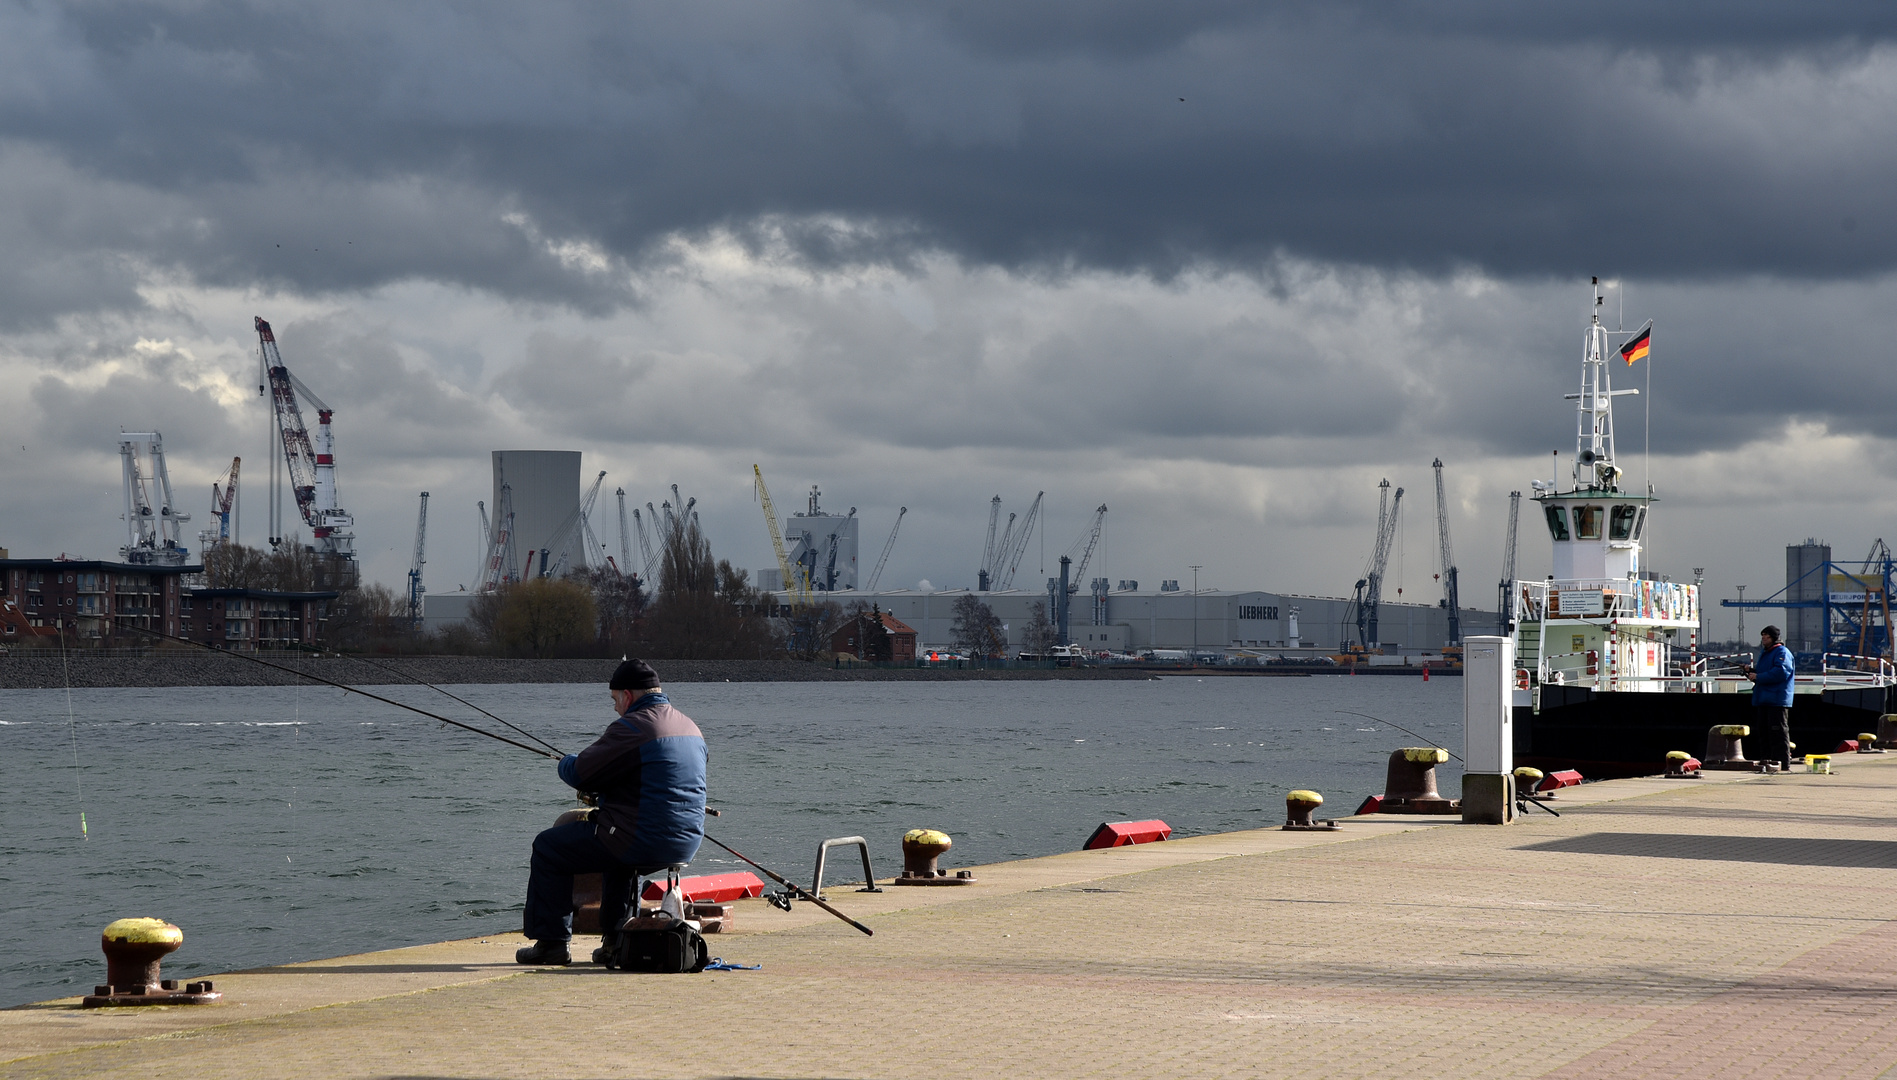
[1568,277,1633,493]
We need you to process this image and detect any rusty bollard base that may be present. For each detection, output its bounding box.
[83,979,221,1008]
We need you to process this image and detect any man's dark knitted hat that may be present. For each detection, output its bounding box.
[610,658,660,691]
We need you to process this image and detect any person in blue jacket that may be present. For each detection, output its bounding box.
[1743,625,1796,770]
[516,658,708,965]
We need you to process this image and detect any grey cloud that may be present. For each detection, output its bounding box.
[1,0,1895,325]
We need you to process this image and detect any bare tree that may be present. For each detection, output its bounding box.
[1021,600,1058,658]
[950,594,1005,660]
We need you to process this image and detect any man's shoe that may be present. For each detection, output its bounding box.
[515,939,571,966]
[590,934,619,965]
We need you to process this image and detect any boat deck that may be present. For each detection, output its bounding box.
[9,757,1897,1079]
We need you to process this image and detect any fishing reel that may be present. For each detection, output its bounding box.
[578,791,601,807]
[765,889,796,912]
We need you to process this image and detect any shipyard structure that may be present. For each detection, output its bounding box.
[768,585,1498,658]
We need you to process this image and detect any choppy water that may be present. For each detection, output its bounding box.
[0,675,1461,1006]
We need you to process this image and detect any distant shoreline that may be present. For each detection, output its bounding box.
[0,654,1172,689]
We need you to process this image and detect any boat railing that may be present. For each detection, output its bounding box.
[1538,648,1892,693]
[1515,578,1698,624]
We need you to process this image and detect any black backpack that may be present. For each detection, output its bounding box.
[606,912,709,974]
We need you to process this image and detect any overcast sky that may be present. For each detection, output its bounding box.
[4,1,1896,640]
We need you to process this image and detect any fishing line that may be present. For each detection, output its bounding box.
[58,618,86,840]
[331,651,566,756]
[112,621,560,759]
[1335,709,1463,763]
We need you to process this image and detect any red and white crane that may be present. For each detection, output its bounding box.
[254,317,355,564]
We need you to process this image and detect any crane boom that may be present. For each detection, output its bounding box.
[755,465,809,607]
[254,316,353,560]
[866,507,907,590]
[1066,504,1108,589]
[997,492,1043,589]
[1355,479,1404,650]
[616,489,632,579]
[1432,458,1461,646]
[1498,490,1521,624]
[545,471,607,578]
[479,484,517,591]
[407,492,429,630]
[978,496,1002,590]
[634,507,658,581]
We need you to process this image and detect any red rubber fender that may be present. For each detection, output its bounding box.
[1836,739,1861,754]
[1538,769,1584,791]
[640,872,765,903]
[1355,794,1386,815]
[1083,819,1172,849]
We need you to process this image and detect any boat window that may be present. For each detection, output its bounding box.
[1574,505,1604,539]
[1609,505,1639,540]
[1544,505,1570,540]
[1632,508,1647,539]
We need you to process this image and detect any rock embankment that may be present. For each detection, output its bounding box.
[0,654,1153,689]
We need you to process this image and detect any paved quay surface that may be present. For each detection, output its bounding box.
[8,756,1897,1079]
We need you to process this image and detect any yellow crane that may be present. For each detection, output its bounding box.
[754,464,810,608]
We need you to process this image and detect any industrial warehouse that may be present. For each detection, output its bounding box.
[770,585,1498,659]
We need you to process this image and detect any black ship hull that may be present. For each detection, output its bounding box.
[1515,684,1894,779]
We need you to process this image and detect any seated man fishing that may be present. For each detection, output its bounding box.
[517,658,708,965]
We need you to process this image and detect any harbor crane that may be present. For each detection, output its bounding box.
[1350,479,1404,652]
[866,506,907,590]
[407,492,429,630]
[1065,504,1108,590]
[198,456,240,551]
[616,489,632,577]
[997,492,1044,590]
[478,483,518,592]
[633,507,658,581]
[118,431,191,565]
[1432,458,1462,646]
[1498,491,1521,625]
[254,317,354,564]
[544,471,607,579]
[755,465,810,607]
[978,496,1003,591]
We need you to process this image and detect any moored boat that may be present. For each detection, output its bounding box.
[1511,280,1895,777]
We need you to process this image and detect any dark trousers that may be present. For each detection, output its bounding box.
[523,820,637,942]
[1756,704,1793,768]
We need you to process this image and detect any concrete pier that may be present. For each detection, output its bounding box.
[8,757,1897,1079]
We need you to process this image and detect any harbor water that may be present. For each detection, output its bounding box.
[0,675,1462,1007]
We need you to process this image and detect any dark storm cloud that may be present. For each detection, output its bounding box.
[3,0,1895,321]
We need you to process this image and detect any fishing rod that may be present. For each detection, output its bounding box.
[120,622,873,933]
[112,621,561,760]
[699,832,874,937]
[321,649,566,756]
[1336,710,1464,763]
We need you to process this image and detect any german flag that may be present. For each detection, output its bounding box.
[1619,326,1651,366]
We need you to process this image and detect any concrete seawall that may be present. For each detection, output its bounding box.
[7,755,1897,1078]
[0,654,1155,690]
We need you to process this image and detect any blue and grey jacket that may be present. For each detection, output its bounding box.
[1751,642,1796,708]
[558,692,707,867]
